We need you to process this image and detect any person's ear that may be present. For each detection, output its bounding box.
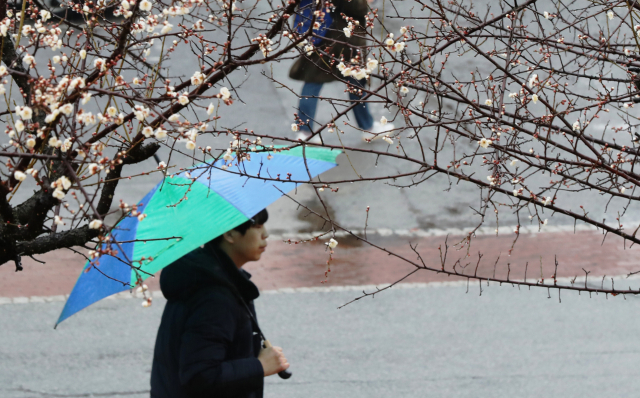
[222,230,237,244]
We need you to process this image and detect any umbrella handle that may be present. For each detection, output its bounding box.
[263,340,292,380]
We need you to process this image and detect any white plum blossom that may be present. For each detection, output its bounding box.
[528,74,538,88]
[94,58,107,71]
[485,99,493,106]
[52,189,65,200]
[510,159,519,166]
[89,219,103,229]
[366,58,378,70]
[142,126,154,137]
[380,116,388,125]
[0,65,7,76]
[607,11,614,20]
[544,11,550,19]
[70,77,86,90]
[168,114,180,122]
[81,93,92,105]
[161,22,173,34]
[220,87,231,100]
[383,136,393,145]
[14,171,26,181]
[572,120,581,131]
[49,137,62,148]
[155,128,167,139]
[353,68,368,80]
[15,120,24,132]
[79,49,87,59]
[291,123,299,132]
[134,106,150,120]
[55,176,71,190]
[343,22,353,38]
[23,54,35,66]
[207,103,215,115]
[393,42,405,52]
[178,95,189,105]
[185,140,196,150]
[107,106,118,117]
[140,0,153,11]
[542,196,552,206]
[328,238,338,249]
[304,43,314,56]
[400,86,409,95]
[191,71,205,85]
[26,138,36,148]
[18,106,33,119]
[187,129,198,141]
[60,104,73,116]
[478,138,492,148]
[223,149,234,161]
[531,94,538,104]
[54,215,64,226]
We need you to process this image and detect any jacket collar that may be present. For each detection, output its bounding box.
[202,242,260,302]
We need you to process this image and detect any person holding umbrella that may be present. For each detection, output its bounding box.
[56,148,339,393]
[150,208,289,398]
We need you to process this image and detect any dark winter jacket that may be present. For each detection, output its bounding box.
[150,243,264,398]
[289,0,369,83]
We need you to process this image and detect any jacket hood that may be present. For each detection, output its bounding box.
[160,243,260,303]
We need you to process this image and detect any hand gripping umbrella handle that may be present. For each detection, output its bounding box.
[263,340,292,379]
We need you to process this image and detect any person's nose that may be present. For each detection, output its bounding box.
[263,228,269,240]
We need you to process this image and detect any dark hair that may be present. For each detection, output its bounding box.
[211,209,269,245]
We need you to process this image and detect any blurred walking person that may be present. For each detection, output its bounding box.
[289,0,394,142]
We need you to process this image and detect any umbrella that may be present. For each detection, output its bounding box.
[56,146,340,326]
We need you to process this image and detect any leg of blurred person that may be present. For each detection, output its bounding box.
[346,77,374,130]
[346,77,394,141]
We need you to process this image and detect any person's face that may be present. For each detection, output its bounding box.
[226,224,269,267]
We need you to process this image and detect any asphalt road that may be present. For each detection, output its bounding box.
[2,283,640,398]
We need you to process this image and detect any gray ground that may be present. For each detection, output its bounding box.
[2,284,640,398]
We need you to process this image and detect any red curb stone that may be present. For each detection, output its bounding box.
[1,230,638,298]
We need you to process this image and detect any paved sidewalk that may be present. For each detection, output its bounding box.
[2,226,639,300]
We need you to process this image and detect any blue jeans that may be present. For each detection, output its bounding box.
[298,78,374,132]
